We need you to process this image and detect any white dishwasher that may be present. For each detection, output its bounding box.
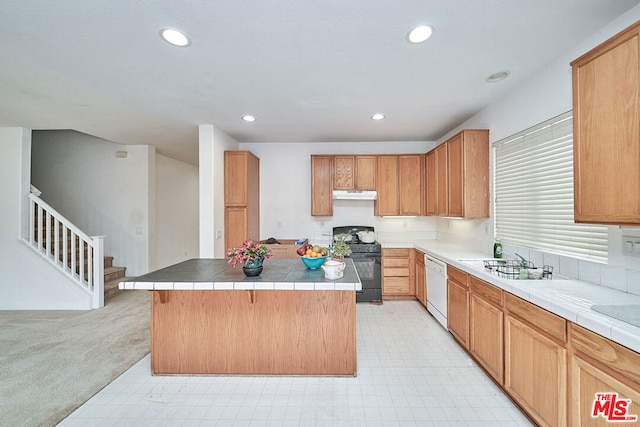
[425,254,448,329]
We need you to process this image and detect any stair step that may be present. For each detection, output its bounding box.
[104,276,132,301]
[104,256,114,268]
[104,266,126,282]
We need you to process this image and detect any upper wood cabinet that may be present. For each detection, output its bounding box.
[354,155,376,189]
[425,151,437,216]
[376,155,399,216]
[224,151,260,251]
[435,144,448,216]
[376,154,424,216]
[333,156,355,190]
[334,155,376,190]
[447,129,490,218]
[571,21,640,225]
[427,129,489,218]
[311,155,333,216]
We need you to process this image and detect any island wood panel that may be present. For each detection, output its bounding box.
[151,290,356,376]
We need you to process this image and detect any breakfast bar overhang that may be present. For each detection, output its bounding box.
[120,258,360,376]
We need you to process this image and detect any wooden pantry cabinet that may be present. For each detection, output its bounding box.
[504,294,567,427]
[571,20,640,225]
[447,266,469,349]
[375,155,424,216]
[224,151,260,252]
[469,276,504,384]
[333,155,376,190]
[311,155,333,216]
[382,248,415,298]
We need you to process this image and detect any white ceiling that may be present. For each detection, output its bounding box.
[1,0,639,165]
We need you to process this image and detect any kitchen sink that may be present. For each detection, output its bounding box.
[460,259,556,280]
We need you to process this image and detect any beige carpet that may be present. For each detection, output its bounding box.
[0,290,150,427]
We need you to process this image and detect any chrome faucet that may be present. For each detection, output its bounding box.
[514,253,528,268]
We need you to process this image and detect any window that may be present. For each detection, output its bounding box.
[494,111,608,262]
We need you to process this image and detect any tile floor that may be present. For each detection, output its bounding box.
[59,301,532,426]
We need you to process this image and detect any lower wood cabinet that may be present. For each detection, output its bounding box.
[469,276,504,384]
[569,324,640,426]
[447,266,469,348]
[446,264,640,426]
[414,250,426,307]
[382,248,414,298]
[505,294,567,427]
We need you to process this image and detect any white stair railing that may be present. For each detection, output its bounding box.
[27,189,105,309]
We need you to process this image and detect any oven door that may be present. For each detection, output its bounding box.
[350,253,382,302]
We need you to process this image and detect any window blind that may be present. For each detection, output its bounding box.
[494,111,608,262]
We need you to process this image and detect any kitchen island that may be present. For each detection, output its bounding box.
[120,258,361,376]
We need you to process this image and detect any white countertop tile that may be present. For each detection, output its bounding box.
[385,238,640,353]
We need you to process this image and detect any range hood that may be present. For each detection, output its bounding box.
[332,190,377,200]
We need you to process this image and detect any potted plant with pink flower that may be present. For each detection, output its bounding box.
[226,239,273,277]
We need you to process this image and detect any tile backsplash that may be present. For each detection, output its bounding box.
[502,243,640,297]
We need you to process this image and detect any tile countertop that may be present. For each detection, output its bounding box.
[379,239,640,354]
[119,258,361,292]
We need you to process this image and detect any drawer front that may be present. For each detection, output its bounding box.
[383,258,409,268]
[383,276,411,294]
[383,248,410,257]
[383,267,410,277]
[570,323,640,386]
[447,266,468,287]
[506,293,566,343]
[469,276,503,307]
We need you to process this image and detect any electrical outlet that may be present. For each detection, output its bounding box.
[484,223,490,236]
[402,220,408,228]
[320,220,325,228]
[215,229,222,240]
[276,220,283,229]
[622,236,640,257]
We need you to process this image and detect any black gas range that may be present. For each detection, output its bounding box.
[333,226,382,303]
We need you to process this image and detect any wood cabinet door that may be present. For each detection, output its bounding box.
[224,207,248,253]
[376,155,399,216]
[355,155,376,190]
[447,278,469,348]
[572,22,640,225]
[447,134,463,217]
[505,315,567,426]
[311,155,333,216]
[399,155,424,215]
[435,144,448,216]
[570,355,640,427]
[224,151,248,207]
[414,250,426,306]
[425,150,437,215]
[334,155,355,190]
[470,292,504,384]
[461,130,490,218]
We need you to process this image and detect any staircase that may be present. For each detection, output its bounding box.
[103,256,131,301]
[28,187,132,308]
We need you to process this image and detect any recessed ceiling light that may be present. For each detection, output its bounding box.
[371,114,385,121]
[486,71,510,83]
[242,115,256,122]
[159,28,191,47]
[407,25,433,44]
